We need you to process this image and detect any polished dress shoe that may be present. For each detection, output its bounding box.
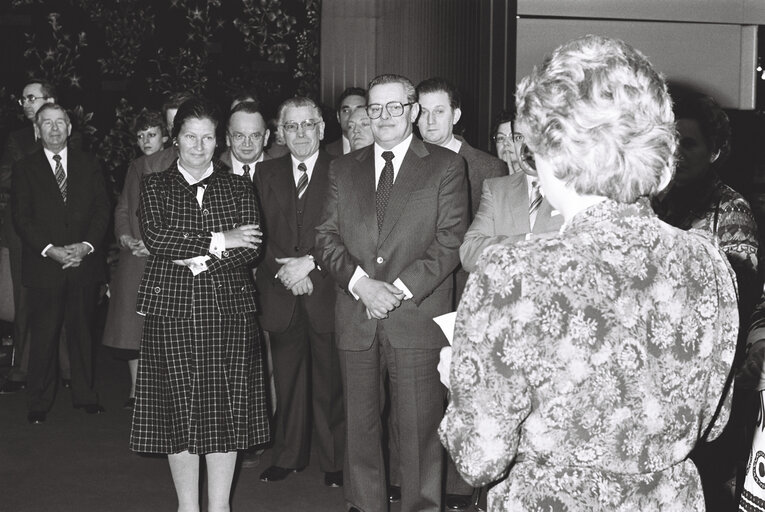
[0,380,26,394]
[259,465,301,482]
[61,378,72,389]
[445,493,473,510]
[240,447,264,469]
[324,470,343,487]
[74,404,105,414]
[388,485,401,503]
[27,411,46,424]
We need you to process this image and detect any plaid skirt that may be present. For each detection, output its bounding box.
[129,279,270,454]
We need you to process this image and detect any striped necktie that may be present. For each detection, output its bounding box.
[53,154,66,201]
[529,180,542,224]
[296,162,308,198]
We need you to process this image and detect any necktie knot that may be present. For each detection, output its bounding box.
[382,151,394,163]
[298,162,307,173]
[53,154,61,162]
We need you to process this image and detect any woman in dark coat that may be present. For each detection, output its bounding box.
[129,98,268,512]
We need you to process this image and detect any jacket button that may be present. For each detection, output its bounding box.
[241,286,247,292]
[376,256,384,264]
[153,286,161,293]
[202,209,209,216]
[183,233,189,239]
[222,251,229,257]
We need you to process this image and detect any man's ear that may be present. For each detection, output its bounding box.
[409,103,420,123]
[452,107,462,126]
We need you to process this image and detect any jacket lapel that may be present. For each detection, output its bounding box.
[377,138,428,246]
[351,147,378,246]
[35,150,66,209]
[303,152,329,233]
[270,155,298,238]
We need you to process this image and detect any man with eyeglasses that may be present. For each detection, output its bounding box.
[220,101,273,180]
[325,87,367,156]
[11,103,109,423]
[253,97,344,489]
[0,79,79,395]
[316,74,469,512]
[459,109,563,273]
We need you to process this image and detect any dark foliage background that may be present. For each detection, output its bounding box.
[0,0,322,195]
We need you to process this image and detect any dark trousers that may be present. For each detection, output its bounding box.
[268,298,344,472]
[6,229,70,383]
[26,282,98,412]
[341,324,444,512]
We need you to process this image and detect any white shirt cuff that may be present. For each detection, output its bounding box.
[393,278,413,300]
[82,241,94,254]
[348,266,369,300]
[209,232,225,258]
[172,255,211,275]
[41,243,53,257]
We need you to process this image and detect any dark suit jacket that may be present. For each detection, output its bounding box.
[325,138,344,157]
[460,172,563,272]
[136,160,261,318]
[11,147,110,288]
[218,148,274,176]
[316,137,468,350]
[254,151,336,334]
[456,137,508,218]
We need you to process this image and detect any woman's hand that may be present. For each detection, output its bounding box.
[131,240,150,257]
[223,224,262,249]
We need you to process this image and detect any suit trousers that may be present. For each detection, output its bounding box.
[268,297,344,472]
[7,235,70,382]
[340,324,444,512]
[26,281,98,412]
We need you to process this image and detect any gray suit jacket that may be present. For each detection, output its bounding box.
[456,137,508,218]
[460,172,563,272]
[218,148,274,175]
[316,137,469,350]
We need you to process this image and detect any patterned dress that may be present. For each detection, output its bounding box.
[129,162,269,454]
[440,199,738,511]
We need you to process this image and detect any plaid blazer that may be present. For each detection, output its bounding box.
[136,160,261,318]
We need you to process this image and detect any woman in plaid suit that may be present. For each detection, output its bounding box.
[129,98,269,512]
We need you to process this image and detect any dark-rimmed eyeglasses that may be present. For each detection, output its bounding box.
[18,95,49,106]
[366,102,414,119]
[492,132,524,145]
[228,132,265,144]
[281,119,321,133]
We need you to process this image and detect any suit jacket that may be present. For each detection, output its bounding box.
[218,148,274,176]
[254,151,336,333]
[11,147,110,288]
[455,136,508,218]
[325,138,344,157]
[460,172,563,272]
[136,160,261,318]
[316,137,469,350]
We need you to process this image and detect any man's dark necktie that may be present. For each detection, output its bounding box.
[376,151,394,233]
[243,164,251,181]
[53,154,66,202]
[296,162,308,198]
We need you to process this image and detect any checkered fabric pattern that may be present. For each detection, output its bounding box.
[130,162,270,454]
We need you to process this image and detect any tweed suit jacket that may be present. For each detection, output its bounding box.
[315,137,469,351]
[136,160,261,318]
[460,172,563,272]
[254,151,336,334]
[455,136,508,218]
[11,147,109,288]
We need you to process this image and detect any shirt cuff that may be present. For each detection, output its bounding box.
[82,242,94,254]
[209,232,225,258]
[348,266,369,300]
[393,278,413,300]
[41,244,53,257]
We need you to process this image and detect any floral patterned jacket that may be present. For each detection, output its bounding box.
[440,199,738,511]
